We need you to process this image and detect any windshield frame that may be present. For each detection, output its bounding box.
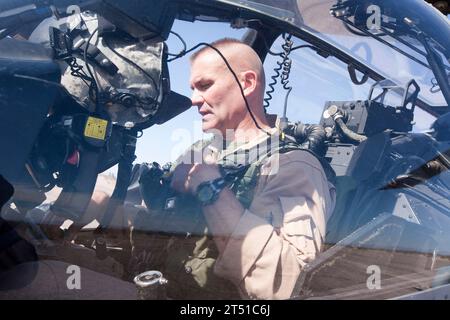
[189,0,450,116]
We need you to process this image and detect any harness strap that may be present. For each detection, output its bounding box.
[220,135,307,209]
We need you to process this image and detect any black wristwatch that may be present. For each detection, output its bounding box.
[195,176,227,206]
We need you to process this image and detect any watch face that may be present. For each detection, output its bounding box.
[198,185,214,202]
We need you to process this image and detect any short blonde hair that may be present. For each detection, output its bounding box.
[189,38,247,63]
[190,38,266,90]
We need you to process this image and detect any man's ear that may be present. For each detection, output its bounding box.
[241,70,258,97]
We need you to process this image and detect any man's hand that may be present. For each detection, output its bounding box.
[170,163,222,194]
[171,163,245,253]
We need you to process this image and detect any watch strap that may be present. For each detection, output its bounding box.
[196,176,227,206]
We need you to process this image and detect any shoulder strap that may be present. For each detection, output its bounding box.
[227,134,336,209]
[227,135,304,209]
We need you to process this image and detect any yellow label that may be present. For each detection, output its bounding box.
[84,117,108,140]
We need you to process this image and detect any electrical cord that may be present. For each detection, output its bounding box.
[264,54,283,110]
[258,34,284,57]
[108,89,156,108]
[279,34,294,130]
[258,30,317,57]
[280,35,293,87]
[84,27,99,105]
[102,37,159,105]
[167,30,187,59]
[103,37,159,89]
[264,40,319,113]
[264,34,295,112]
[65,57,91,88]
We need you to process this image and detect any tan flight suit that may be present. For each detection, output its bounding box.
[130,129,336,299]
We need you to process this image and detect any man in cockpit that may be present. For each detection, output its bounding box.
[125,38,336,299]
[0,38,335,300]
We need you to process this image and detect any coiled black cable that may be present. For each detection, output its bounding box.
[264,55,283,110]
[264,34,294,112]
[280,34,293,92]
[263,35,318,111]
[65,56,92,88]
[280,34,293,128]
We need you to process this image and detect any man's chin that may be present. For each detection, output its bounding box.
[202,126,215,133]
[201,120,214,132]
[202,123,223,136]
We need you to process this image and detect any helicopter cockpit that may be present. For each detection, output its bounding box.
[0,0,450,300]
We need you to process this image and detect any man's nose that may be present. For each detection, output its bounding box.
[191,90,204,107]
